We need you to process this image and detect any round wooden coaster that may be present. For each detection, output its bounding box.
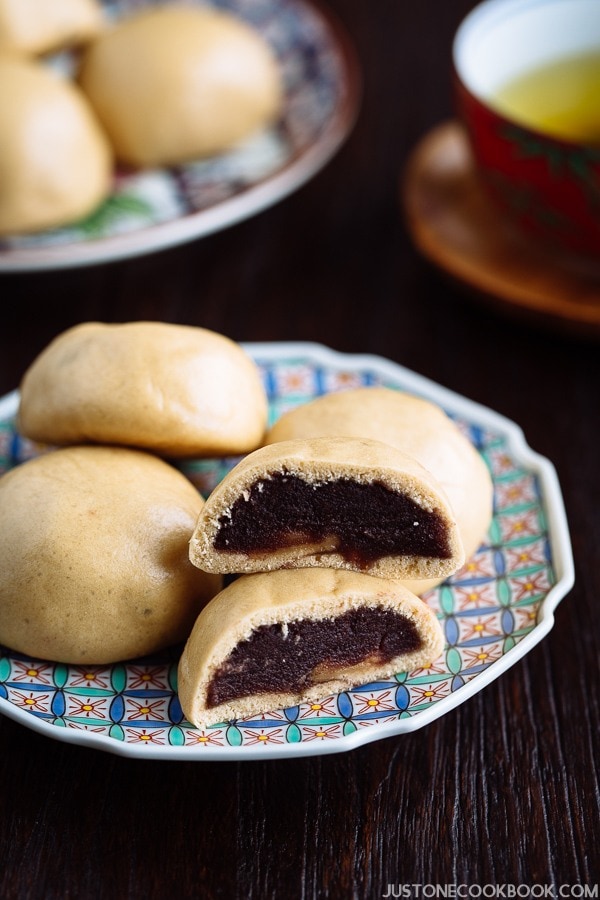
[402,120,600,338]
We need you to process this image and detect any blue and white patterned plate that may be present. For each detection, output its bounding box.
[0,343,574,759]
[0,0,359,271]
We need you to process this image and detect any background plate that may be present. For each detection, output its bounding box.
[0,0,359,271]
[0,342,574,759]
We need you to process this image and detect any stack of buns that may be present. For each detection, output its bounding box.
[0,1,283,235]
[0,320,493,729]
[0,321,267,663]
[179,386,492,727]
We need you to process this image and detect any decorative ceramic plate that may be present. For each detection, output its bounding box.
[0,0,359,272]
[0,343,574,760]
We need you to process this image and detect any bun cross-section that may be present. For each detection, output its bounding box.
[189,437,465,580]
[177,569,445,729]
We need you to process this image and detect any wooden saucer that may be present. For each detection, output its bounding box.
[402,120,600,338]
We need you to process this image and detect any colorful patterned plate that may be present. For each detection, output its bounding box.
[0,0,359,271]
[0,343,574,759]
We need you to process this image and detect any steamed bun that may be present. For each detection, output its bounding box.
[0,0,103,56]
[78,4,283,167]
[0,445,222,663]
[18,321,269,457]
[265,387,494,595]
[0,54,112,235]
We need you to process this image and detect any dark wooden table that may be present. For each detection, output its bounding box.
[1,1,598,896]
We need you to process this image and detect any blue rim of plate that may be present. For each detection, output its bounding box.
[0,0,360,271]
[0,342,574,760]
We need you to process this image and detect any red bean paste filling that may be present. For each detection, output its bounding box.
[207,606,423,708]
[213,472,451,567]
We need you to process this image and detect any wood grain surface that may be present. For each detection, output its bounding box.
[0,2,598,897]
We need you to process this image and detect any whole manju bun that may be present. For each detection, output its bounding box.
[78,3,283,167]
[18,321,268,457]
[0,54,112,235]
[0,0,104,56]
[0,446,222,664]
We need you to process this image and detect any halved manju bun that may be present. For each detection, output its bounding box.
[177,569,445,728]
[189,437,464,580]
[264,387,494,595]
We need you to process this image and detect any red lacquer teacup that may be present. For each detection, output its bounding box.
[453,0,600,258]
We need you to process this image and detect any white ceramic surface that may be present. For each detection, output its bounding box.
[454,0,600,98]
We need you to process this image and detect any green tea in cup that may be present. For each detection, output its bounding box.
[492,50,600,144]
[453,0,600,256]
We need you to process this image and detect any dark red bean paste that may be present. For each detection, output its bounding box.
[213,472,451,567]
[207,606,423,707]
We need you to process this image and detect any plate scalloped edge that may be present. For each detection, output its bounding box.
[0,342,575,760]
